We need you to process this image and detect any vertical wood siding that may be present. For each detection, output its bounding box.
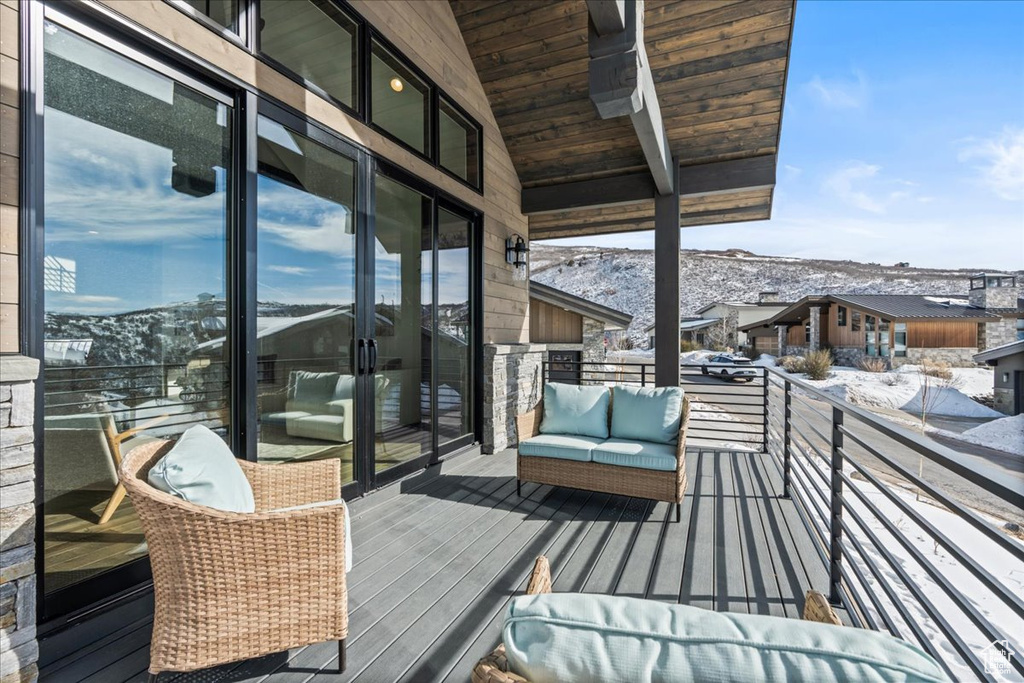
[529,299,582,343]
[0,0,18,352]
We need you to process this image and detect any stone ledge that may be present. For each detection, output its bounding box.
[0,358,39,385]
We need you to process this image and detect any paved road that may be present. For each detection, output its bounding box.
[680,370,1023,523]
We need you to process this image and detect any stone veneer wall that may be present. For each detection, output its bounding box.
[902,347,979,368]
[482,344,545,453]
[1,356,39,683]
[980,319,1018,352]
[580,318,606,365]
[993,387,1014,415]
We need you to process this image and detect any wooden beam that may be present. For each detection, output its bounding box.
[521,172,655,214]
[587,0,674,195]
[585,0,626,35]
[678,155,776,197]
[655,159,680,387]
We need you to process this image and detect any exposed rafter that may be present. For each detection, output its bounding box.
[677,155,776,197]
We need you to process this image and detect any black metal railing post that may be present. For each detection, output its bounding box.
[761,368,769,453]
[829,406,844,605]
[641,364,647,386]
[783,379,791,498]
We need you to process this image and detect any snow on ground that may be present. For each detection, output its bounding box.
[794,459,1024,680]
[793,365,999,418]
[945,414,1024,455]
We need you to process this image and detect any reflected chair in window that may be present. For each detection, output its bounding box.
[44,412,168,524]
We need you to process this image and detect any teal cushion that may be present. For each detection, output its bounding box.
[540,383,610,439]
[291,370,339,404]
[519,434,604,462]
[592,439,677,472]
[610,386,683,445]
[504,593,950,683]
[148,425,255,513]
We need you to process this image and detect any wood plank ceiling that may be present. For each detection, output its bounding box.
[450,0,795,238]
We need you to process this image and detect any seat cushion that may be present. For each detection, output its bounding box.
[503,593,950,683]
[610,385,684,445]
[290,370,341,404]
[519,434,604,462]
[148,425,255,513]
[540,383,610,439]
[592,439,677,472]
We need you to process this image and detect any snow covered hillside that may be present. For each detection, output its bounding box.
[529,244,1023,344]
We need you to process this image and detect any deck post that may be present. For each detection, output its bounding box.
[654,158,680,387]
[782,379,792,498]
[829,407,844,605]
[761,369,769,453]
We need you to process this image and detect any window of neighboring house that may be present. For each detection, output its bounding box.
[1016,318,1024,341]
[879,319,891,357]
[804,324,811,344]
[894,323,907,357]
[260,0,360,110]
[837,305,847,327]
[865,315,876,356]
[970,277,985,290]
[852,310,861,332]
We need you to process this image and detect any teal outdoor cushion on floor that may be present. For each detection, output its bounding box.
[519,434,604,462]
[610,385,684,445]
[591,439,677,472]
[148,425,255,513]
[503,593,950,683]
[540,383,610,439]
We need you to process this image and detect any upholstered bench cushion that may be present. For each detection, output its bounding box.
[503,593,950,683]
[540,383,610,439]
[519,434,604,462]
[148,425,255,513]
[610,385,684,445]
[592,439,677,472]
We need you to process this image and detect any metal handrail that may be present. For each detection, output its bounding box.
[764,365,1023,679]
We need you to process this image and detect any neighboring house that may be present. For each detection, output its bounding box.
[529,281,633,378]
[647,292,791,350]
[974,340,1024,415]
[741,273,1024,367]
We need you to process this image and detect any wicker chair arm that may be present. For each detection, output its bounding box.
[238,457,342,512]
[515,401,544,444]
[802,590,843,625]
[472,645,529,683]
[676,396,691,469]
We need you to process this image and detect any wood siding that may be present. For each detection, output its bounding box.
[828,304,863,348]
[95,0,530,343]
[0,0,18,353]
[786,324,805,346]
[529,298,582,344]
[908,321,977,349]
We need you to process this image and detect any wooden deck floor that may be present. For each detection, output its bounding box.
[39,447,839,683]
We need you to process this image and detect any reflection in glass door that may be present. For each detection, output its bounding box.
[254,116,358,483]
[437,208,474,449]
[372,175,433,471]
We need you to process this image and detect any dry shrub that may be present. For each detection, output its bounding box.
[803,350,833,381]
[858,357,887,373]
[882,372,906,387]
[680,340,702,352]
[920,359,953,380]
[778,356,802,370]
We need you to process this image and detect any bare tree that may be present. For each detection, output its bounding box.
[913,360,964,500]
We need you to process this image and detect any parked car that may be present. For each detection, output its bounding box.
[701,354,758,381]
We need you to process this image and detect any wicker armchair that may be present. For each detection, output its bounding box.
[119,440,349,681]
[471,556,842,683]
[516,395,690,521]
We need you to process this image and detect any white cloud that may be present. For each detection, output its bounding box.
[957,127,1024,201]
[806,70,868,109]
[783,164,803,177]
[822,161,886,213]
[267,265,314,276]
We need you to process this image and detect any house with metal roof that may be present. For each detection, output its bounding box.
[974,339,1024,415]
[740,274,1024,367]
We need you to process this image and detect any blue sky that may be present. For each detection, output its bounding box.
[544,0,1024,271]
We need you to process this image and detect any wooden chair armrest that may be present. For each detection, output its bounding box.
[526,556,552,595]
[515,401,544,444]
[802,590,843,625]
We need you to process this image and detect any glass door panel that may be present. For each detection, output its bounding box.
[41,21,233,596]
[436,208,474,448]
[255,116,358,484]
[372,174,432,471]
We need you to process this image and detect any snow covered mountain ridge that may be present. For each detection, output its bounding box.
[529,245,1024,343]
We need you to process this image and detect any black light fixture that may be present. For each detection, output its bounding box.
[506,234,529,280]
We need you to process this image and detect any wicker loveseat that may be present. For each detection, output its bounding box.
[120,440,348,681]
[516,384,690,521]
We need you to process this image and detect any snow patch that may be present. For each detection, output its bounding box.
[953,414,1024,455]
[901,386,1003,419]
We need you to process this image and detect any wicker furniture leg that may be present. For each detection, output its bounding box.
[339,639,346,672]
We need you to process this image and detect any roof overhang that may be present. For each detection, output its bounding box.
[974,339,1024,364]
[529,280,633,329]
[451,0,795,238]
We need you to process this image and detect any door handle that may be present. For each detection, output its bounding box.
[367,339,378,374]
[356,338,366,375]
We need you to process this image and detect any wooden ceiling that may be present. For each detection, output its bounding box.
[450,0,795,237]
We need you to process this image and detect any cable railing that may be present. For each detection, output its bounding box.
[764,367,1024,681]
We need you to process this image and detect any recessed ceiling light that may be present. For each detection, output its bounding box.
[390,77,404,93]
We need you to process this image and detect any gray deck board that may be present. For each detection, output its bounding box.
[40,448,843,683]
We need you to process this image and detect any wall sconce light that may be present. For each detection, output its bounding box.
[506,234,529,281]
